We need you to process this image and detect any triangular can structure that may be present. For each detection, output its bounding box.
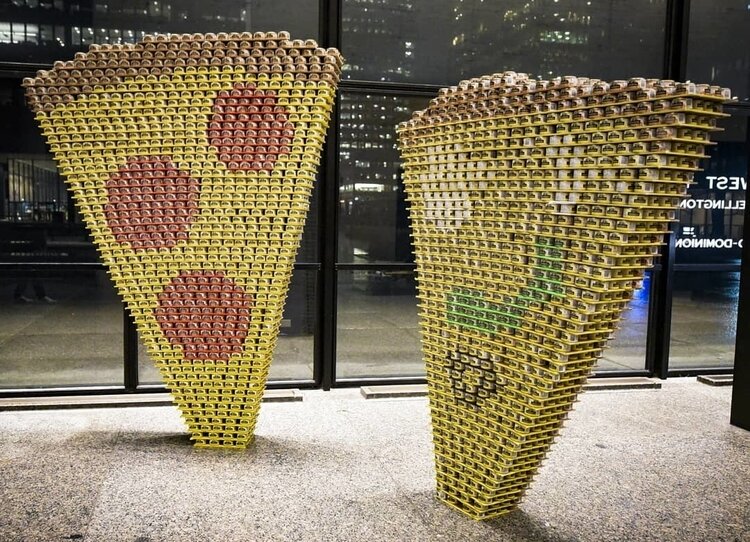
[396,73,732,519]
[23,32,343,448]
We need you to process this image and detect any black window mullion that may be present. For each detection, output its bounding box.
[124,308,139,392]
[648,0,692,379]
[731,114,750,429]
[663,0,691,80]
[317,0,342,390]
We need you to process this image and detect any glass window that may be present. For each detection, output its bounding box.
[669,271,739,369]
[597,272,651,371]
[0,23,11,44]
[0,77,70,217]
[675,114,747,265]
[11,22,23,44]
[148,0,161,17]
[25,24,38,44]
[0,0,319,64]
[54,25,65,46]
[95,27,108,43]
[270,269,317,381]
[0,74,119,384]
[686,0,750,102]
[298,182,320,263]
[40,24,53,44]
[338,93,431,263]
[336,269,422,378]
[669,108,746,373]
[81,26,93,45]
[0,270,124,388]
[342,0,667,85]
[139,269,317,384]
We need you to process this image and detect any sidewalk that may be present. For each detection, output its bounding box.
[0,379,748,541]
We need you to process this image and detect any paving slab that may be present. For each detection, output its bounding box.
[697,374,734,387]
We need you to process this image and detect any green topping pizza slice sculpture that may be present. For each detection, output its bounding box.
[396,73,732,520]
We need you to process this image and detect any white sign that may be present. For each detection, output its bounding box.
[679,199,745,210]
[675,238,743,249]
[705,176,746,190]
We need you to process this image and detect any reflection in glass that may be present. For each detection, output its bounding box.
[81,26,93,45]
[298,181,320,263]
[337,270,422,378]
[0,75,123,389]
[338,93,431,263]
[0,0,319,64]
[139,269,317,384]
[25,24,39,45]
[597,272,650,371]
[675,114,747,265]
[343,0,666,84]
[11,22,23,44]
[687,0,750,101]
[670,271,739,369]
[0,78,103,263]
[53,25,64,46]
[39,24,52,44]
[0,23,10,44]
[0,270,123,387]
[337,270,650,377]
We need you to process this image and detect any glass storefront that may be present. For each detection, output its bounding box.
[674,115,746,266]
[342,0,666,85]
[669,271,740,369]
[686,0,750,102]
[668,0,750,373]
[338,93,430,264]
[0,269,122,387]
[0,0,747,393]
[0,0,318,65]
[336,269,421,379]
[599,273,651,372]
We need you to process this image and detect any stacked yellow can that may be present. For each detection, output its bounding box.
[23,32,343,448]
[397,73,731,519]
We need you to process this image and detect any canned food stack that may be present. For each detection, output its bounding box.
[397,72,731,519]
[23,32,343,448]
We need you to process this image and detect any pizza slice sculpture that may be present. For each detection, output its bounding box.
[397,73,732,519]
[23,32,343,448]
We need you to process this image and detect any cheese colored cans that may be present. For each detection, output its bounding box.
[397,72,731,519]
[24,33,343,448]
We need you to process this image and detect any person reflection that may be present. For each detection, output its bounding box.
[4,222,56,304]
[14,274,55,304]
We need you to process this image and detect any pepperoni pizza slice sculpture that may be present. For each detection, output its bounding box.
[23,32,343,448]
[397,73,732,519]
